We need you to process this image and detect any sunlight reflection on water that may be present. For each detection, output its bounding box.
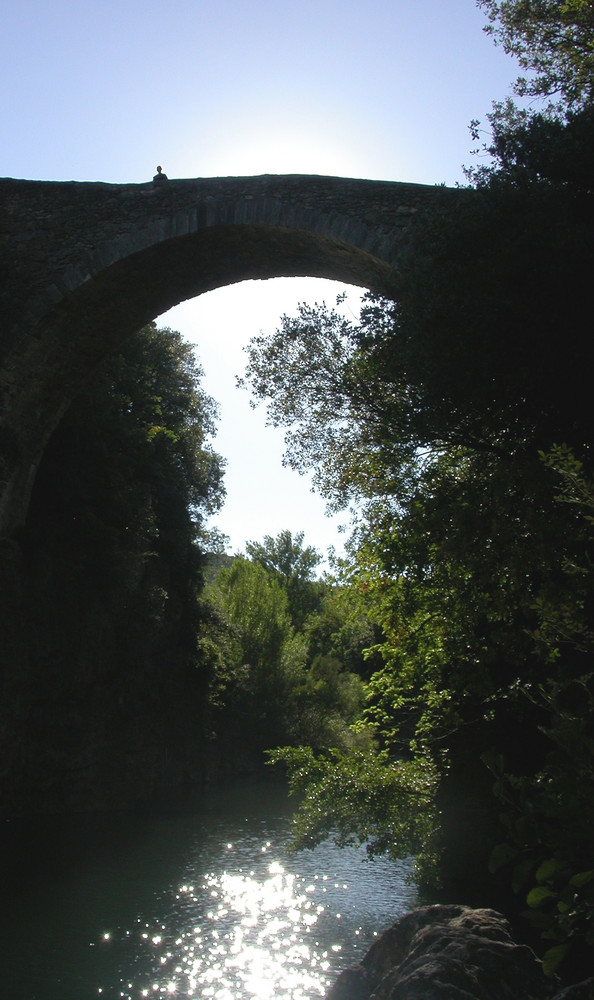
[1,781,420,1000]
[96,838,418,1000]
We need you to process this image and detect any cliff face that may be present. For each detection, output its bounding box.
[0,560,211,819]
[326,905,594,1000]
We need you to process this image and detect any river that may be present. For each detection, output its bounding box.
[0,777,420,1000]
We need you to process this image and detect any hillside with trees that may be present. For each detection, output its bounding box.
[4,320,376,815]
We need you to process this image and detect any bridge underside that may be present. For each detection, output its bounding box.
[0,223,397,536]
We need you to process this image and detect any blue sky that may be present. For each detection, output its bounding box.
[2,1,522,560]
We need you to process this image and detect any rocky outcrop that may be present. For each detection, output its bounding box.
[326,904,593,1000]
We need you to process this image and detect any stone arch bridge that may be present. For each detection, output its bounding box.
[0,173,457,538]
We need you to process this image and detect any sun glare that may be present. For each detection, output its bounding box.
[184,119,373,180]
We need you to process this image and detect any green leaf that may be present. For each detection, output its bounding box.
[535,858,564,883]
[542,943,570,977]
[489,842,519,873]
[526,886,555,908]
[570,870,594,889]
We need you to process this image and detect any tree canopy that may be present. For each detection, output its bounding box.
[246,530,322,627]
[203,530,370,755]
[478,0,594,110]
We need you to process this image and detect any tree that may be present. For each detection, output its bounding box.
[28,322,225,580]
[243,186,594,498]
[241,93,594,970]
[240,300,373,510]
[304,578,384,680]
[482,447,594,976]
[478,0,594,111]
[270,744,439,879]
[17,323,226,808]
[208,556,293,679]
[246,529,322,627]
[204,536,375,754]
[205,555,306,749]
[470,2,594,192]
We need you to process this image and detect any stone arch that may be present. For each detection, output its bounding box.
[0,175,455,535]
[1,243,395,538]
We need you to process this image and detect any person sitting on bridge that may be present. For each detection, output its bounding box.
[153,165,168,185]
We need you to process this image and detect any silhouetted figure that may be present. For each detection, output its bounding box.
[153,165,168,185]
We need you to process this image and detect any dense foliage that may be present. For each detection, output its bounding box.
[19,323,225,808]
[246,530,322,627]
[478,0,594,110]
[203,531,370,755]
[239,4,594,976]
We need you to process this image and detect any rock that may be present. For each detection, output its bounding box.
[326,904,553,1000]
[553,982,594,1000]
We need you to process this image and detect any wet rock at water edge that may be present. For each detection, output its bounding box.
[325,903,559,1000]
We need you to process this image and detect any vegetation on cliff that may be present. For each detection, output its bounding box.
[16,323,373,806]
[19,322,225,809]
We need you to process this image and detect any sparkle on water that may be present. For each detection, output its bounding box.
[96,837,418,1000]
[1,781,420,1000]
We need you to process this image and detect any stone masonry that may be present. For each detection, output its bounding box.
[0,173,460,536]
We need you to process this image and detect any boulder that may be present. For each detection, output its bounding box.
[326,904,553,1000]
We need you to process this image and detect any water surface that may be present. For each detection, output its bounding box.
[1,778,419,999]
